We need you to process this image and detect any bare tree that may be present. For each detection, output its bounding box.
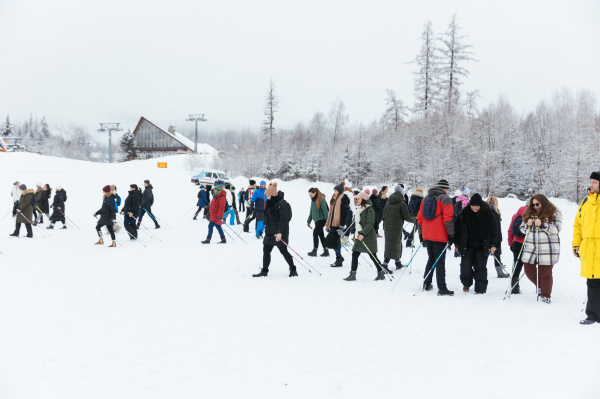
[262,78,279,162]
[412,21,439,115]
[384,89,408,134]
[328,98,349,143]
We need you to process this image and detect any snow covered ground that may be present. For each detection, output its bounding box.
[0,153,597,399]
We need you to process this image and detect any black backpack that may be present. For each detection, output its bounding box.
[422,195,441,220]
[278,200,292,221]
[512,216,525,237]
[408,197,420,216]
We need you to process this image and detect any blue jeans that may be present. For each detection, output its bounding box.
[208,221,224,237]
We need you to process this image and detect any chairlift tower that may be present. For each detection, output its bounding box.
[186,114,207,153]
[98,123,122,163]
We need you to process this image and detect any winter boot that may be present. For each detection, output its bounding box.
[319,248,330,257]
[406,238,413,248]
[437,288,455,296]
[307,248,318,257]
[218,235,227,244]
[94,238,104,245]
[61,225,67,229]
[382,263,393,275]
[253,269,268,277]
[463,286,470,293]
[289,267,298,277]
[511,285,521,295]
[154,222,161,229]
[343,271,356,281]
[395,260,404,270]
[374,271,386,281]
[201,235,212,244]
[47,224,55,230]
[540,296,551,304]
[580,318,597,325]
[330,254,344,267]
[108,241,117,248]
[495,266,510,278]
[423,283,433,291]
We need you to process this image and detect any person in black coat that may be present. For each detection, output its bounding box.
[405,187,424,247]
[137,180,160,229]
[370,189,382,236]
[120,184,142,239]
[253,183,297,278]
[194,185,209,220]
[94,185,117,246]
[36,184,52,224]
[48,186,67,229]
[453,193,498,294]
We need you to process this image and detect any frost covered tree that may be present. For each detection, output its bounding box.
[262,78,279,162]
[1,115,13,137]
[384,89,407,134]
[328,98,349,143]
[412,21,439,115]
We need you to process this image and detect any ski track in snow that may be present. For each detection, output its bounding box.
[0,153,597,399]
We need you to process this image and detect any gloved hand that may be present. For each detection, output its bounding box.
[447,235,454,249]
[337,226,345,236]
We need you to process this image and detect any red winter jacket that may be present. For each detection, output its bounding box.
[417,187,455,243]
[209,190,227,225]
[507,206,527,246]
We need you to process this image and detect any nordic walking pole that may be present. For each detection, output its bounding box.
[414,243,449,296]
[59,210,80,230]
[17,212,46,238]
[178,206,197,220]
[280,239,321,276]
[503,226,532,300]
[136,219,162,241]
[360,241,393,281]
[222,222,247,244]
[392,242,423,291]
[94,215,123,246]
[491,254,510,275]
[142,207,170,228]
[115,219,147,247]
[535,223,540,301]
[35,206,51,224]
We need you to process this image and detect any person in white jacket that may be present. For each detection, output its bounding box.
[11,181,21,217]
[223,184,236,225]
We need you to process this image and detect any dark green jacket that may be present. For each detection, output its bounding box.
[307,197,329,224]
[383,192,416,260]
[352,205,377,254]
[17,189,35,224]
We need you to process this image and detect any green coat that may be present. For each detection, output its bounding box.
[383,192,416,260]
[17,189,35,224]
[352,205,377,254]
[307,197,329,224]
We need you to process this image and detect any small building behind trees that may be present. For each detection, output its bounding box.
[132,116,195,159]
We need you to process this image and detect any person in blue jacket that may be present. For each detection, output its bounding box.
[194,185,208,220]
[250,180,268,238]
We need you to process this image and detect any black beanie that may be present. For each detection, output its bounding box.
[470,193,483,206]
[334,184,344,194]
[437,179,450,190]
[590,171,600,182]
[144,180,150,185]
[249,179,256,186]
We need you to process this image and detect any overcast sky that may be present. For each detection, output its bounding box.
[1,0,599,135]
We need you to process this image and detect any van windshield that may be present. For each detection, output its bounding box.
[217,173,229,179]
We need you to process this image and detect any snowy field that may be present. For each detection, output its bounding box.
[0,153,597,399]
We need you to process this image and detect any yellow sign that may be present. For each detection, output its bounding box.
[157,162,167,168]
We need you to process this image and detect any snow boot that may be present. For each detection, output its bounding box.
[289,267,298,277]
[47,224,54,230]
[511,285,521,295]
[395,260,404,270]
[94,238,104,245]
[320,248,330,257]
[61,225,67,229]
[540,296,551,304]
[423,283,433,291]
[108,241,117,248]
[330,254,344,267]
[218,235,226,244]
[201,235,212,244]
[154,223,161,229]
[343,271,356,281]
[580,318,597,325]
[253,269,268,277]
[374,271,386,281]
[307,248,318,257]
[495,266,510,278]
[463,286,470,293]
[382,264,393,275]
[437,288,455,296]
[9,232,18,237]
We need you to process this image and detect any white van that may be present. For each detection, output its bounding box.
[191,169,231,186]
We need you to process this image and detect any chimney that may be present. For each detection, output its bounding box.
[168,125,176,134]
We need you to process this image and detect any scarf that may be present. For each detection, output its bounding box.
[326,193,343,228]
[355,204,370,233]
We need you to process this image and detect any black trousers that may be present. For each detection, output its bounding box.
[96,222,116,240]
[263,243,295,270]
[125,224,137,239]
[313,219,326,248]
[14,222,33,237]
[243,210,256,232]
[139,207,159,226]
[351,250,382,272]
[12,201,18,217]
[460,247,489,293]
[239,201,245,212]
[423,240,448,289]
[511,243,524,289]
[585,279,600,322]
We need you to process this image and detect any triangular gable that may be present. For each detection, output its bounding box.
[133,117,195,151]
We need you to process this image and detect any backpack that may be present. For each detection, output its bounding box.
[512,216,525,237]
[422,195,441,220]
[408,198,420,216]
[278,200,292,221]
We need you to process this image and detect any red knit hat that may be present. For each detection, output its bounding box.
[102,185,111,193]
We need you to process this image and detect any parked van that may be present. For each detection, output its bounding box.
[191,169,231,185]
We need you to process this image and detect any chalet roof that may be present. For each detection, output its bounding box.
[133,117,196,151]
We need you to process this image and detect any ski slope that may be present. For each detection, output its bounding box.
[0,153,596,399]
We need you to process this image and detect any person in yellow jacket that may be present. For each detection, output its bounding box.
[573,171,600,325]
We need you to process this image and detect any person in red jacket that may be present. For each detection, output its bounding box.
[417,179,455,296]
[507,205,527,294]
[202,180,227,244]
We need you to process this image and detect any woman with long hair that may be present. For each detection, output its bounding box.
[487,196,510,278]
[344,191,384,281]
[519,194,562,303]
[307,187,329,257]
[323,183,350,267]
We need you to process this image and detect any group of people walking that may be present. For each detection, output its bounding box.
[9,181,68,237]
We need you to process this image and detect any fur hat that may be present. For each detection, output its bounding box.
[102,185,111,193]
[395,185,405,195]
[590,171,600,182]
[265,182,279,197]
[413,187,425,197]
[470,193,483,206]
[356,191,370,202]
[437,179,450,190]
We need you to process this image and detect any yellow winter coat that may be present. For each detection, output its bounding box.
[573,193,600,279]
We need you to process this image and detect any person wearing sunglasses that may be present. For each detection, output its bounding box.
[519,194,562,303]
[573,171,600,325]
